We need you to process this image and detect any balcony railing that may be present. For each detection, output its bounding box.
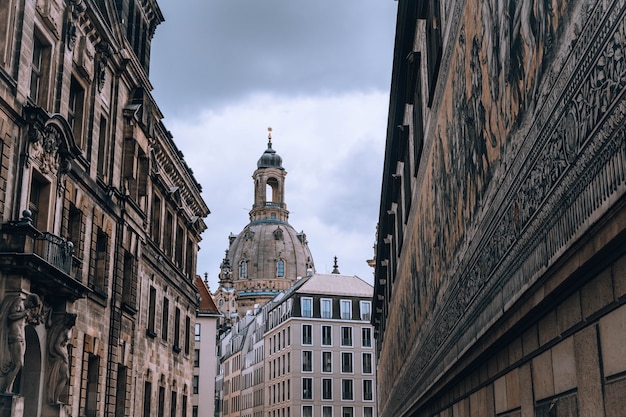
[34,232,73,275]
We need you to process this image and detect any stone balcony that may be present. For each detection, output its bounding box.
[0,211,88,301]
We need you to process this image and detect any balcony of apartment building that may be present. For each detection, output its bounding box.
[0,210,88,301]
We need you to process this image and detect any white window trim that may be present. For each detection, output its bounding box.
[301,297,313,317]
[321,351,333,374]
[362,352,373,375]
[341,351,354,374]
[360,300,372,321]
[302,350,313,373]
[340,299,352,320]
[302,324,313,346]
[341,326,353,347]
[321,297,332,318]
[321,324,332,346]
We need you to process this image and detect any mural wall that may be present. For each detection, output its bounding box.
[377,0,626,414]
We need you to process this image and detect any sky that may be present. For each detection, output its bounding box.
[149,1,398,290]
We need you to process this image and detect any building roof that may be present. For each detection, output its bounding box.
[296,273,373,297]
[194,275,220,315]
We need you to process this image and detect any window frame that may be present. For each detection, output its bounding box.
[341,326,353,347]
[340,299,352,320]
[302,378,313,400]
[321,298,332,319]
[360,300,372,321]
[302,324,312,346]
[322,325,332,346]
[301,297,313,318]
[322,351,332,373]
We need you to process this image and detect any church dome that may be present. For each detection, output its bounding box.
[257,141,283,169]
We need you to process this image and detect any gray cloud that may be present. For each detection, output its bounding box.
[151,0,397,118]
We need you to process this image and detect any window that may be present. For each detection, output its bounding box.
[340,300,352,320]
[115,366,128,417]
[85,354,100,417]
[143,381,152,417]
[161,298,169,341]
[170,391,178,417]
[360,301,371,321]
[302,325,312,345]
[302,351,312,372]
[175,224,184,267]
[30,35,49,106]
[361,328,372,347]
[363,353,373,374]
[363,407,373,417]
[174,307,181,351]
[322,351,332,373]
[164,211,173,256]
[158,386,165,417]
[321,298,332,318]
[147,286,156,337]
[363,380,373,401]
[184,316,191,354]
[68,77,85,147]
[192,375,199,394]
[67,205,82,257]
[277,259,285,277]
[195,323,201,341]
[302,406,313,417]
[29,174,50,230]
[341,380,353,401]
[240,260,248,278]
[94,229,108,292]
[342,407,354,417]
[341,352,353,373]
[122,252,136,307]
[302,378,312,400]
[323,406,333,417]
[194,349,200,367]
[322,325,332,346]
[322,379,332,400]
[151,196,162,244]
[97,116,109,178]
[301,297,312,317]
[341,327,352,346]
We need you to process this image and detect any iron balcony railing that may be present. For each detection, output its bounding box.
[34,232,74,274]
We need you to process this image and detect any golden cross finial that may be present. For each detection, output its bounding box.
[268,127,272,142]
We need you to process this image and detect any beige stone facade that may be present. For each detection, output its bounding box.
[0,1,208,417]
[373,1,626,416]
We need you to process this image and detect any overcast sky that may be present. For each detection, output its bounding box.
[150,1,398,290]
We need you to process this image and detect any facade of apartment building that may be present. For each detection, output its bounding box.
[217,272,376,417]
[373,1,626,416]
[0,1,209,417]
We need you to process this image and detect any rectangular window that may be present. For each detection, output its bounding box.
[175,223,184,267]
[361,328,372,347]
[94,228,108,292]
[341,380,353,401]
[302,378,312,400]
[301,297,313,317]
[68,77,85,148]
[194,349,200,367]
[164,211,173,256]
[147,286,156,336]
[302,406,313,417]
[115,366,128,417]
[322,325,332,346]
[362,353,373,374]
[360,301,371,321]
[151,196,162,244]
[161,298,169,341]
[340,300,352,320]
[341,327,352,347]
[170,391,178,417]
[322,351,332,373]
[302,324,312,345]
[85,354,100,417]
[29,175,48,230]
[341,352,353,373]
[67,204,82,257]
[158,386,165,417]
[342,407,354,417]
[323,406,333,417]
[174,307,181,351]
[192,375,199,394]
[97,114,109,178]
[143,381,152,417]
[322,378,332,400]
[321,298,332,318]
[195,323,201,342]
[30,36,48,106]
[363,407,373,417]
[302,351,312,372]
[363,380,373,401]
[185,316,191,354]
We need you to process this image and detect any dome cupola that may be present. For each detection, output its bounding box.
[257,128,283,169]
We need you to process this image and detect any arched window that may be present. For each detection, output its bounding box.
[277,260,285,277]
[240,261,248,278]
[218,298,224,307]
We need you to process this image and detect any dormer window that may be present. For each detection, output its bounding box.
[277,260,285,277]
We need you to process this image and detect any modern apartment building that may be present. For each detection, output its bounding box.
[217,271,376,417]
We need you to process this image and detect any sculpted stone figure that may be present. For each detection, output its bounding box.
[0,294,41,393]
[46,313,77,404]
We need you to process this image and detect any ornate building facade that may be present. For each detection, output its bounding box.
[0,1,208,417]
[373,1,626,416]
[214,134,314,319]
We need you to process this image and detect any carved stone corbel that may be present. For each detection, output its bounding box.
[66,0,86,50]
[46,312,77,404]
